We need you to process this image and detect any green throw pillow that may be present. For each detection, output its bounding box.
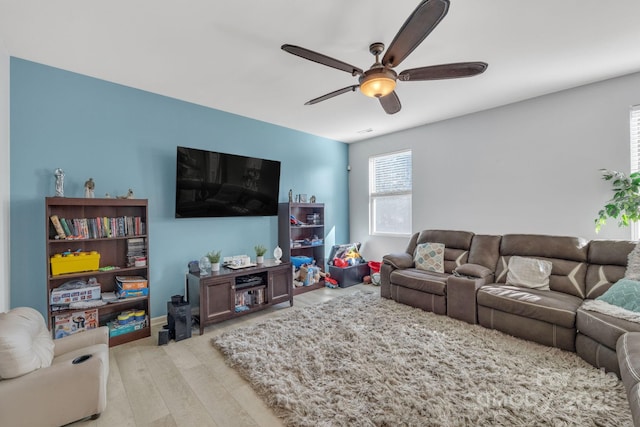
[597,278,640,312]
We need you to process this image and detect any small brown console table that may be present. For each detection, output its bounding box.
[186,259,293,334]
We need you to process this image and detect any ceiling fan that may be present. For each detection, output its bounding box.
[281,0,487,114]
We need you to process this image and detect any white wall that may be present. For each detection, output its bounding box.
[0,45,9,312]
[350,72,640,262]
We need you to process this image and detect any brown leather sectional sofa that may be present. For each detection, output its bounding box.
[381,229,640,425]
[619,333,640,424]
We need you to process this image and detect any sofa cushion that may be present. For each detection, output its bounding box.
[596,279,640,312]
[468,234,501,271]
[477,285,582,328]
[499,234,589,261]
[586,240,635,299]
[389,269,448,296]
[403,232,421,261]
[495,234,589,298]
[577,306,640,350]
[0,307,55,379]
[415,230,473,274]
[496,255,588,299]
[585,263,628,300]
[414,242,445,273]
[505,256,552,290]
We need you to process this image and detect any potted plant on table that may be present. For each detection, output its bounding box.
[254,245,267,264]
[207,250,222,272]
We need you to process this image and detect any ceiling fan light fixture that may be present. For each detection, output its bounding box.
[359,69,397,98]
[282,1,487,114]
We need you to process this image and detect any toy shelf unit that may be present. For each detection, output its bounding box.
[186,260,293,334]
[45,197,151,347]
[278,202,325,295]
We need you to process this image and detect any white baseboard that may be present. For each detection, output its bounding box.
[150,315,166,327]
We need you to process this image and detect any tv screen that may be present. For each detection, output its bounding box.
[175,146,281,218]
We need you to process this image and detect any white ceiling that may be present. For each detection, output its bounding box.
[2,0,640,143]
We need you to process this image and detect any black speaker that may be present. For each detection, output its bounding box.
[167,296,191,342]
[158,329,169,346]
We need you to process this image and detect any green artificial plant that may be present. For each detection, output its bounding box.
[595,169,640,232]
[206,250,221,264]
[254,245,267,257]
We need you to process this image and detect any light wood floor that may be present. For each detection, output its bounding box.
[70,283,379,427]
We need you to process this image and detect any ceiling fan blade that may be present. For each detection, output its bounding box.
[282,44,364,76]
[399,62,488,81]
[305,85,359,105]
[382,0,449,68]
[379,91,402,115]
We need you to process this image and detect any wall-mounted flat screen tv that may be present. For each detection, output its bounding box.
[175,146,281,218]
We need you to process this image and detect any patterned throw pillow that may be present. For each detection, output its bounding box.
[597,278,640,312]
[506,256,553,290]
[414,242,445,273]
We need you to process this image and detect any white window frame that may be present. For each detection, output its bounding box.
[631,105,640,240]
[369,149,412,237]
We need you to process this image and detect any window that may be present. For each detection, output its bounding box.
[369,150,412,236]
[631,105,640,240]
[631,105,640,173]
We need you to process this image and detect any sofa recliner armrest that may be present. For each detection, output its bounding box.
[447,274,490,325]
[0,342,109,427]
[383,252,414,269]
[447,264,495,325]
[454,263,494,280]
[54,326,109,357]
[617,332,640,427]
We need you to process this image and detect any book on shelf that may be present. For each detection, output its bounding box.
[234,288,265,308]
[59,217,72,237]
[49,215,66,239]
[49,215,146,240]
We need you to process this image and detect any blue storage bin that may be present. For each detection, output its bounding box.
[291,256,313,268]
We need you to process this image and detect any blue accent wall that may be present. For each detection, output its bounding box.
[10,58,349,318]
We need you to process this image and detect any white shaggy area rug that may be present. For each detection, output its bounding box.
[212,291,632,427]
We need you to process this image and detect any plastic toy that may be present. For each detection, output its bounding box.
[333,258,348,268]
[325,277,338,288]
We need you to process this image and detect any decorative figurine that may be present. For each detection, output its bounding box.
[117,189,134,199]
[289,189,293,203]
[310,195,316,203]
[84,178,95,198]
[274,245,283,264]
[54,168,65,197]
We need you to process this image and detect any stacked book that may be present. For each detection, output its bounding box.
[127,238,146,267]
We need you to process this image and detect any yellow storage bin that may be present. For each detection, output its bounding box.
[50,251,100,276]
